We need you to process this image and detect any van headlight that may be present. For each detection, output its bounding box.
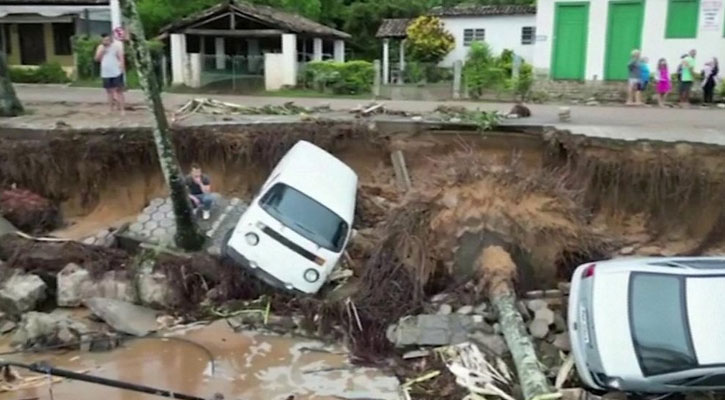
[245,232,259,246]
[303,268,320,283]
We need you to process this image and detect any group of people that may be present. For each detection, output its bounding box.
[627,49,720,107]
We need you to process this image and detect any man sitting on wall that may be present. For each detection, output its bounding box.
[186,163,216,220]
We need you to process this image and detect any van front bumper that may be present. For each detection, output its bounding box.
[223,240,306,295]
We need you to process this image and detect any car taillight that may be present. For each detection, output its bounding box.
[583,263,596,278]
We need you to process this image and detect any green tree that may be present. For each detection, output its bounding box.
[405,15,454,63]
[463,41,505,98]
[282,0,322,19]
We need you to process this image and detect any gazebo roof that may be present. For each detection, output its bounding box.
[375,18,412,39]
[159,0,350,39]
[0,0,107,4]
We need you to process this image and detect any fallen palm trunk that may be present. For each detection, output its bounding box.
[477,245,558,400]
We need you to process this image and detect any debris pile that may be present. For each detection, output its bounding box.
[174,98,331,120]
[0,188,60,233]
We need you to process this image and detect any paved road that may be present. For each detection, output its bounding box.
[13,84,725,146]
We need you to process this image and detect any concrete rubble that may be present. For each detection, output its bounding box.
[0,272,47,315]
[57,263,137,306]
[12,311,89,348]
[386,314,494,347]
[85,297,160,337]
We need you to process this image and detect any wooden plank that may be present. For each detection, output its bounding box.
[183,28,283,37]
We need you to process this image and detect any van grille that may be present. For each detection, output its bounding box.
[261,226,317,263]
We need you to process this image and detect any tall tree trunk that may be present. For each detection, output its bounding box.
[0,52,24,117]
[118,0,205,251]
[477,245,555,400]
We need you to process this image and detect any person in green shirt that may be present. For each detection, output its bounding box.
[679,49,697,106]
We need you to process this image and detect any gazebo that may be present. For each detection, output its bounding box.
[158,0,350,90]
[375,18,411,84]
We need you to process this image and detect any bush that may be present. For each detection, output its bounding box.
[405,16,454,64]
[301,60,373,94]
[512,63,534,101]
[403,61,453,84]
[9,62,70,84]
[464,42,505,98]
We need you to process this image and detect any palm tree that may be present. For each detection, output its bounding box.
[119,0,205,250]
[0,52,24,117]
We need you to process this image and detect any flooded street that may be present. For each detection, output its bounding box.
[0,321,400,400]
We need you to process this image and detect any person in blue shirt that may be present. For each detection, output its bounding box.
[638,57,651,101]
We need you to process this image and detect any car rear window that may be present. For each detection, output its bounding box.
[260,183,348,252]
[630,274,697,376]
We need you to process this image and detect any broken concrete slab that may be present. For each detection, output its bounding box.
[386,314,488,347]
[469,331,508,356]
[12,311,89,349]
[553,332,571,352]
[0,319,16,334]
[84,297,160,337]
[527,299,548,312]
[137,270,178,309]
[57,263,91,307]
[437,304,452,315]
[456,305,474,315]
[0,273,47,315]
[534,308,555,326]
[529,319,550,339]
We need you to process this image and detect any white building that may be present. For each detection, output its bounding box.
[534,0,725,81]
[376,5,536,84]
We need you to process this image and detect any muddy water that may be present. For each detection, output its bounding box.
[0,321,400,400]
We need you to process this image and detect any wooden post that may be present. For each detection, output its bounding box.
[119,0,205,251]
[453,60,462,100]
[373,59,381,98]
[477,246,556,400]
[391,150,412,192]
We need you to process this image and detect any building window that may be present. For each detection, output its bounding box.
[665,0,700,38]
[463,28,485,46]
[521,26,535,45]
[52,23,74,55]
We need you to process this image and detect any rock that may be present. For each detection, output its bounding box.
[527,299,548,311]
[0,188,61,233]
[84,298,160,337]
[0,273,47,315]
[386,314,490,347]
[517,301,532,321]
[430,293,449,304]
[529,319,550,339]
[553,332,571,352]
[535,308,556,326]
[12,311,89,349]
[586,101,600,106]
[553,312,567,333]
[557,282,571,295]
[138,270,177,309]
[473,303,488,315]
[469,331,508,356]
[537,341,561,373]
[619,246,636,255]
[638,245,664,256]
[437,304,452,315]
[57,263,91,307]
[57,265,137,307]
[456,305,474,315]
[0,320,16,333]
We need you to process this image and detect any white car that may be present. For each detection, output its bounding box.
[222,141,357,294]
[569,257,725,393]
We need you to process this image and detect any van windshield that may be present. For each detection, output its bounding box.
[259,183,348,252]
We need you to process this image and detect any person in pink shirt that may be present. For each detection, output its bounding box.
[655,58,671,107]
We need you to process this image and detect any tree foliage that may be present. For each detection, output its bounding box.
[134,0,534,59]
[405,16,454,63]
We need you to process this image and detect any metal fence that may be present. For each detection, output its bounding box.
[199,54,265,93]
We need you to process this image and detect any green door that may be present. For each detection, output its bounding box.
[604,1,644,80]
[552,2,589,80]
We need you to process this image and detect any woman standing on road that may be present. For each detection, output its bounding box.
[655,58,671,107]
[701,57,719,104]
[626,49,642,106]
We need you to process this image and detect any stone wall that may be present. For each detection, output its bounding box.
[532,80,629,103]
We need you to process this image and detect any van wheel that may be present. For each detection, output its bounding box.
[220,229,234,260]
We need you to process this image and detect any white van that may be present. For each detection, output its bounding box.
[222,141,358,294]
